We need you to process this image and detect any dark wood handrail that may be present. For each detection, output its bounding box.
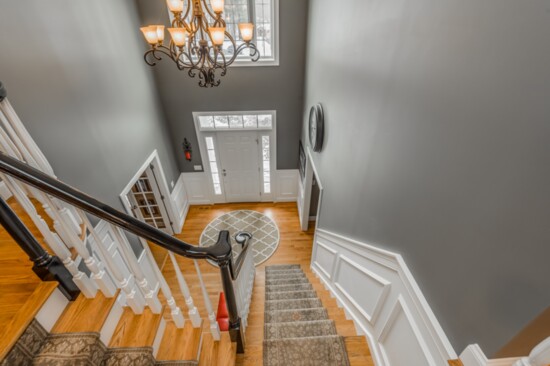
[0,151,251,352]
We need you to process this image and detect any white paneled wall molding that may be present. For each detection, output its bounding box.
[181,170,299,205]
[171,173,190,232]
[310,228,457,366]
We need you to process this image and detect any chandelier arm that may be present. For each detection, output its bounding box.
[182,0,192,23]
[201,0,218,22]
[143,46,179,66]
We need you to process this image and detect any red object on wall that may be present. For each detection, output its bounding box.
[216,292,229,331]
[183,138,192,161]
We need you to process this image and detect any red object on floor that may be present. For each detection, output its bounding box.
[216,292,229,331]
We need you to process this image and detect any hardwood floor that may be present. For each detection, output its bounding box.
[159,202,373,366]
[0,198,57,359]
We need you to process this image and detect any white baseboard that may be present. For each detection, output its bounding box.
[310,228,457,366]
[35,288,70,332]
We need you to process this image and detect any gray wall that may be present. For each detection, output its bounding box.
[0,0,179,210]
[303,0,550,356]
[135,0,308,172]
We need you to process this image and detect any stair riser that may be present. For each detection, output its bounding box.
[265,284,314,293]
[266,291,318,301]
[266,278,310,286]
[264,308,329,324]
[265,299,323,312]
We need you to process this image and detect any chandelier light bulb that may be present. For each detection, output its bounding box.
[166,0,184,13]
[168,28,188,47]
[238,23,254,42]
[211,0,225,13]
[140,26,159,45]
[209,27,226,46]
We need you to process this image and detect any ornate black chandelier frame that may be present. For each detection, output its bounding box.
[143,0,260,87]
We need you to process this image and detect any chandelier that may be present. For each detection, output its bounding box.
[140,0,260,87]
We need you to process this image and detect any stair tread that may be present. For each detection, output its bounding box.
[109,307,164,348]
[263,335,350,366]
[265,290,318,301]
[156,321,202,361]
[265,320,337,339]
[0,282,57,360]
[52,291,119,334]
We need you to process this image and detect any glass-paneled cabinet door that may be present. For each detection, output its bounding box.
[127,166,173,234]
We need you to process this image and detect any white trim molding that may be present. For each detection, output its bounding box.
[310,228,458,366]
[119,150,179,234]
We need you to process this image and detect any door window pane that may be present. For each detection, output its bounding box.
[261,135,271,193]
[199,116,214,128]
[229,115,244,128]
[205,136,223,195]
[214,115,229,128]
[258,114,272,128]
[243,115,258,128]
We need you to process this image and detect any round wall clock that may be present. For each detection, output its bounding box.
[309,104,324,152]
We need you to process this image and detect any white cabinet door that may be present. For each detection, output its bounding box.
[217,131,261,203]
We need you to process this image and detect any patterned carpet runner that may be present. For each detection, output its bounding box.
[3,320,198,366]
[263,265,351,366]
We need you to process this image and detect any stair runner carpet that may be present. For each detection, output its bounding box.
[3,320,198,366]
[263,265,351,366]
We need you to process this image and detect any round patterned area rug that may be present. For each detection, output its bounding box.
[199,210,280,266]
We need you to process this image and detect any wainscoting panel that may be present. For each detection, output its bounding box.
[170,173,189,233]
[181,172,212,204]
[310,228,457,366]
[274,169,299,202]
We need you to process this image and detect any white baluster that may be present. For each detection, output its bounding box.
[141,242,185,327]
[76,212,145,313]
[36,195,118,297]
[169,252,201,327]
[0,98,55,175]
[0,174,97,297]
[110,225,162,313]
[194,260,220,340]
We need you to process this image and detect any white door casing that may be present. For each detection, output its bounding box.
[217,131,261,203]
[193,111,277,203]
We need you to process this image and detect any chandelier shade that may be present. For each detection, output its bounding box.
[140,0,260,87]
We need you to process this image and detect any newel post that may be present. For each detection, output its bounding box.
[0,197,80,300]
[215,231,245,353]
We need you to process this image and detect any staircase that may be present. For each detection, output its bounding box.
[263,264,350,365]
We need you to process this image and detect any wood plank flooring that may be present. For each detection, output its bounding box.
[0,198,58,359]
[159,202,373,366]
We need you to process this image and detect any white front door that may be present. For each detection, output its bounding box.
[217,131,261,202]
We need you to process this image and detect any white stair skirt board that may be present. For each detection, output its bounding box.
[152,317,166,358]
[35,288,70,332]
[100,297,124,345]
[310,228,457,366]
